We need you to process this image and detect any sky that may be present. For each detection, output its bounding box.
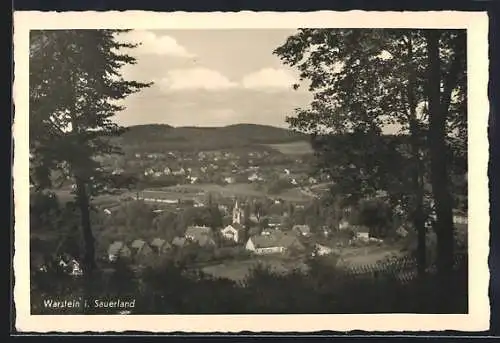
[114,29,313,128]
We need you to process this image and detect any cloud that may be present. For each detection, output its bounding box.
[241,68,297,91]
[158,67,238,91]
[118,30,195,58]
[202,109,239,126]
[116,83,314,128]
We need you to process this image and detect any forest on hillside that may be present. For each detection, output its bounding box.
[115,123,308,152]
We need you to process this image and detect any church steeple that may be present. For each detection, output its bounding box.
[232,198,244,224]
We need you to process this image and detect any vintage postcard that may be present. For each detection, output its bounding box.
[13,10,490,333]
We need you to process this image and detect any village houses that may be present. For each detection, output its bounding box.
[184,226,216,247]
[247,173,262,182]
[266,215,283,229]
[171,236,187,248]
[293,224,311,237]
[224,176,236,184]
[245,231,305,255]
[130,239,154,259]
[220,199,247,243]
[313,243,335,257]
[453,210,468,225]
[150,238,171,255]
[339,218,350,230]
[108,241,132,262]
[352,225,371,241]
[220,223,245,243]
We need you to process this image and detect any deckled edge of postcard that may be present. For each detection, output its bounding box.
[12,10,490,333]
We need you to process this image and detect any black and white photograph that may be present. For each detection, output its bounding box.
[14,11,489,332]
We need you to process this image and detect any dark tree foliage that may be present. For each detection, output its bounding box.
[31,253,468,314]
[353,199,394,238]
[30,29,152,271]
[273,29,466,287]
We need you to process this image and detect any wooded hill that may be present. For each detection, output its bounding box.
[115,123,308,152]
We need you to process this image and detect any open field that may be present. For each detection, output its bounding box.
[279,187,318,201]
[198,245,405,283]
[198,256,309,283]
[338,245,406,267]
[167,183,262,197]
[165,183,314,202]
[49,189,127,208]
[46,179,316,209]
[265,140,314,156]
[135,189,201,202]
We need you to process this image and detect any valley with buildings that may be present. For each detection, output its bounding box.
[31,123,468,289]
[28,27,470,315]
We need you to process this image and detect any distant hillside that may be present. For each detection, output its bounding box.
[118,123,308,152]
[217,124,305,143]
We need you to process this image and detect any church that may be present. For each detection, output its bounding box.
[232,199,245,225]
[220,199,247,244]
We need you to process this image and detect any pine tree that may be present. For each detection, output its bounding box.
[29,30,152,272]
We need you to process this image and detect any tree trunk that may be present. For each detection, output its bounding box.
[406,33,427,277]
[425,30,455,311]
[75,176,96,273]
[410,129,427,278]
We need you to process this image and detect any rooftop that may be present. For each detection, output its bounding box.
[108,241,126,255]
[185,226,212,238]
[250,231,302,249]
[131,239,148,249]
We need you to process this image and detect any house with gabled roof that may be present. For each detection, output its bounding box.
[220,223,244,243]
[130,239,153,258]
[184,226,215,247]
[245,231,304,255]
[150,238,171,255]
[107,241,132,262]
[352,225,370,241]
[195,234,216,248]
[185,226,212,240]
[171,236,187,248]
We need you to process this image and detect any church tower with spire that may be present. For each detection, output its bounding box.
[232,199,244,224]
